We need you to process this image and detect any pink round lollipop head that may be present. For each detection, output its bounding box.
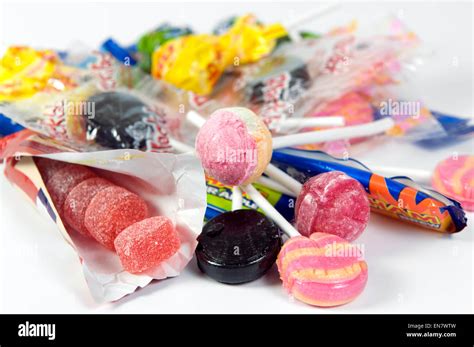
[195,107,272,186]
[114,216,181,273]
[277,232,368,307]
[46,164,97,214]
[295,171,370,241]
[432,155,474,211]
[84,186,149,250]
[63,177,114,237]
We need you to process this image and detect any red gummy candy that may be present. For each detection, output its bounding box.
[46,164,97,214]
[63,177,114,237]
[114,216,180,274]
[35,157,69,184]
[85,186,148,250]
[295,171,370,241]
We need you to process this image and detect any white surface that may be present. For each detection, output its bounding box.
[0,1,473,313]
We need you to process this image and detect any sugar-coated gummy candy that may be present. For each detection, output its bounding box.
[63,177,115,237]
[85,186,148,250]
[35,157,69,184]
[196,209,282,284]
[295,171,370,241]
[277,232,368,307]
[114,216,180,273]
[46,164,97,214]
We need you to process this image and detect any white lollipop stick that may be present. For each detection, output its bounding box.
[264,163,302,195]
[272,117,395,149]
[186,111,393,149]
[242,184,300,238]
[168,138,194,153]
[186,111,206,128]
[232,186,243,210]
[363,164,432,183]
[256,176,297,197]
[275,116,345,130]
[284,3,340,42]
[187,111,345,132]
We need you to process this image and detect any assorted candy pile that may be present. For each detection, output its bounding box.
[0,9,471,307]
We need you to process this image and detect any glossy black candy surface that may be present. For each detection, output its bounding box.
[196,209,282,284]
[85,91,156,150]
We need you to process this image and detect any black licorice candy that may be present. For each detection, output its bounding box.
[196,209,282,284]
[85,91,158,150]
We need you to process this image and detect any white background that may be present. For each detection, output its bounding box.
[0,1,473,313]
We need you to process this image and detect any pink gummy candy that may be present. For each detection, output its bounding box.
[295,171,370,241]
[46,164,97,214]
[35,157,69,184]
[63,177,115,237]
[114,216,180,273]
[84,186,148,250]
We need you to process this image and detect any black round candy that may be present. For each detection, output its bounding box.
[196,209,282,284]
[85,91,158,150]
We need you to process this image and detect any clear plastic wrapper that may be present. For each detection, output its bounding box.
[232,17,420,135]
[0,46,91,102]
[0,65,177,152]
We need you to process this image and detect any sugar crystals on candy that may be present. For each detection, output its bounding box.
[46,164,96,214]
[63,177,114,236]
[114,216,180,273]
[295,171,370,241]
[85,186,149,250]
[35,157,69,184]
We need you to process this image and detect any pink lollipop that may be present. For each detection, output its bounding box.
[295,171,370,241]
[195,107,273,186]
[242,184,368,307]
[277,232,368,307]
[432,155,474,211]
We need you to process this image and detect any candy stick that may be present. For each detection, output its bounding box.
[186,111,206,128]
[256,176,297,197]
[187,110,394,149]
[274,116,345,130]
[241,184,299,238]
[264,163,302,195]
[272,117,395,148]
[232,186,243,210]
[188,111,345,132]
[363,164,432,183]
[168,137,194,153]
[284,3,340,42]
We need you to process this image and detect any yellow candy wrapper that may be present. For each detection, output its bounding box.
[0,46,81,101]
[151,14,287,95]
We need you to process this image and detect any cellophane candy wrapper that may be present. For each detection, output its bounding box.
[0,46,91,102]
[0,47,183,152]
[0,79,178,153]
[232,17,420,134]
[0,130,207,302]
